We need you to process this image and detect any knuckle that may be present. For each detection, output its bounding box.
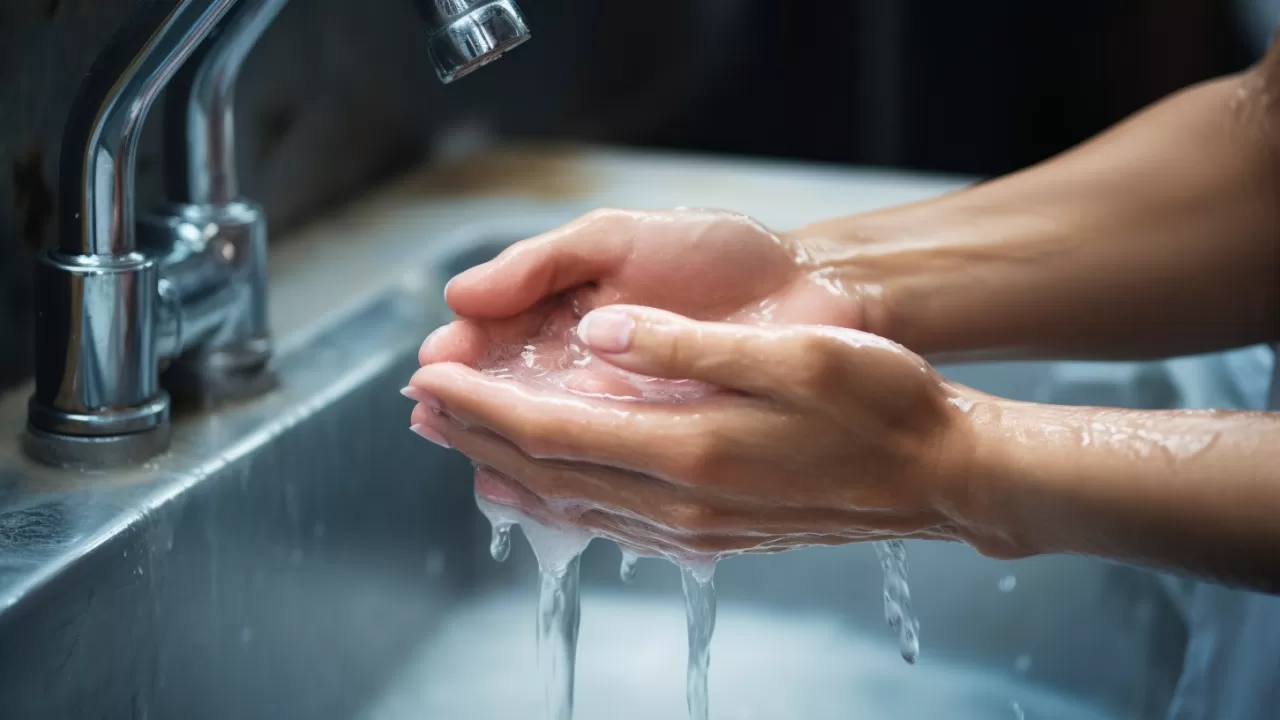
[664,335,697,371]
[792,333,847,391]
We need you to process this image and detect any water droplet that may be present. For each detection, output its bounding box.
[240,626,254,645]
[619,550,639,583]
[489,523,512,562]
[1010,700,1026,719]
[999,575,1018,592]
[1015,654,1033,673]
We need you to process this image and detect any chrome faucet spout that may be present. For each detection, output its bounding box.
[28,0,531,469]
[165,0,290,207]
[57,1,240,257]
[414,0,531,83]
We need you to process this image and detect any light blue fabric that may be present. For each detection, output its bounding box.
[1161,345,1279,720]
[1238,0,1280,54]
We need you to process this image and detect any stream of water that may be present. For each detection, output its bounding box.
[478,495,919,720]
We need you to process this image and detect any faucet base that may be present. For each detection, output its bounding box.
[23,395,172,469]
[165,338,279,409]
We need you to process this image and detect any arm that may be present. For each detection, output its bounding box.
[970,399,1280,593]
[793,52,1280,361]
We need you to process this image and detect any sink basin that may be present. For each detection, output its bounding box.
[0,232,1186,720]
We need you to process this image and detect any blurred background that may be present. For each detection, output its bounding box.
[0,0,1271,392]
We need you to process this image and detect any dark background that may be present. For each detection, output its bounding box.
[0,0,1262,392]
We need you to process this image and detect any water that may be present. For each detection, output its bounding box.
[681,567,717,720]
[875,540,920,664]
[538,556,582,720]
[619,550,640,584]
[478,496,922,720]
[490,522,512,562]
[362,589,1113,720]
[487,506,585,720]
[462,308,923,718]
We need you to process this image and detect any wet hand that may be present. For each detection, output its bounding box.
[408,306,1021,562]
[419,208,866,370]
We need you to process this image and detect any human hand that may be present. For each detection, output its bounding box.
[419,208,870,373]
[408,305,1023,563]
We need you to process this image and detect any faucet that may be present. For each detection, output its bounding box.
[25,0,531,468]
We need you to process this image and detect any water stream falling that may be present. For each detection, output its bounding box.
[681,566,717,720]
[537,556,582,720]
[479,494,920,720]
[875,539,920,664]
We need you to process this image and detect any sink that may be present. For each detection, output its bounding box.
[0,232,1186,719]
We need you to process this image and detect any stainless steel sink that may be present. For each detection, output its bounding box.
[0,232,1186,719]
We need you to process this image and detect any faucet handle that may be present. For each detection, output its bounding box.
[422,0,531,83]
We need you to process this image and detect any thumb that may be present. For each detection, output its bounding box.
[445,211,632,319]
[576,305,792,398]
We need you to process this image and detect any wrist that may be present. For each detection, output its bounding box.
[938,393,1048,559]
[787,201,986,353]
[789,193,1077,360]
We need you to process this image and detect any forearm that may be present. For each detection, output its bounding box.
[792,72,1280,361]
[966,400,1280,593]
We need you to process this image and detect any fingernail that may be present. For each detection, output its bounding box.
[410,424,451,449]
[443,277,455,300]
[578,309,635,354]
[401,387,442,411]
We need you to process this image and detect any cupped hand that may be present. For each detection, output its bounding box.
[407,305,1024,563]
[419,208,867,372]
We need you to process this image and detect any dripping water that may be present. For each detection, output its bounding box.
[681,566,717,720]
[490,522,512,562]
[537,556,582,720]
[875,540,920,664]
[619,550,639,583]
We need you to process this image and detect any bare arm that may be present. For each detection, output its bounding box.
[967,400,1280,593]
[793,50,1280,361]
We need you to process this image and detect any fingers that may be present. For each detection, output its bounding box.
[415,406,891,540]
[409,362,719,480]
[574,305,843,401]
[448,424,883,555]
[445,210,634,318]
[418,320,486,366]
[419,307,557,367]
